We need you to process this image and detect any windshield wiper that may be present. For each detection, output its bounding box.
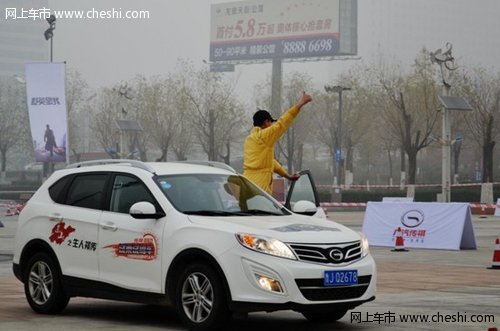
[243,209,283,216]
[184,210,249,216]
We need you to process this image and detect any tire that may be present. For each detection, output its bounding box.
[301,309,347,323]
[175,262,230,331]
[24,252,69,314]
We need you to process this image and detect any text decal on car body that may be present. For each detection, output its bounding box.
[49,221,75,245]
[67,238,97,251]
[272,224,340,232]
[104,233,158,260]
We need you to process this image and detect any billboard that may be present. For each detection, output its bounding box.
[25,62,68,163]
[210,0,357,62]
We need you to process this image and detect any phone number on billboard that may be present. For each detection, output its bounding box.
[210,36,339,61]
[282,39,334,55]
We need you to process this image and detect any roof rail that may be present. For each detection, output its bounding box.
[176,161,237,173]
[66,159,156,174]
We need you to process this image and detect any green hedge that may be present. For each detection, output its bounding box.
[0,192,27,201]
[0,181,41,191]
[0,180,40,201]
[318,185,500,203]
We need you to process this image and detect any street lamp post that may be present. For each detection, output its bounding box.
[114,84,139,159]
[324,85,351,193]
[431,43,472,202]
[430,43,457,203]
[42,14,56,178]
[44,15,56,62]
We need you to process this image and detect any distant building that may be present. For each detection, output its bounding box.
[0,0,48,77]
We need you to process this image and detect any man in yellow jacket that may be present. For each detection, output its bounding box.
[243,92,313,194]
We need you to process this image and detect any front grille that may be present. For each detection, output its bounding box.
[289,241,362,265]
[295,275,372,301]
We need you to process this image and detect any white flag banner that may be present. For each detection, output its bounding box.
[25,63,68,163]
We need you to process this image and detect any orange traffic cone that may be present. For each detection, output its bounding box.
[487,238,500,269]
[14,204,23,215]
[391,227,408,252]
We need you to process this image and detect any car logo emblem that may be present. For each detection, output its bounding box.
[329,248,344,262]
[401,210,424,228]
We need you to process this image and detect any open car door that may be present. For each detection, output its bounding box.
[284,170,327,218]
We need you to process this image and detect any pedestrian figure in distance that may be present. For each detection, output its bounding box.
[44,124,57,157]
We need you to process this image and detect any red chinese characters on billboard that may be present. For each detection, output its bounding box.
[215,18,333,41]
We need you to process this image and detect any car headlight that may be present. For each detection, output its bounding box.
[236,233,297,260]
[359,232,370,257]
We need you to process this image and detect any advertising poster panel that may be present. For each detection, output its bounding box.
[25,62,68,163]
[210,0,356,62]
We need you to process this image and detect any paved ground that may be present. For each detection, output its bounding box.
[0,208,499,331]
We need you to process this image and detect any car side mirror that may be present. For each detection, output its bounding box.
[130,201,165,219]
[291,200,317,216]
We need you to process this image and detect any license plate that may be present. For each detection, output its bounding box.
[324,270,358,286]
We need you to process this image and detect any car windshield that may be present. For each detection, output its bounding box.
[155,174,288,216]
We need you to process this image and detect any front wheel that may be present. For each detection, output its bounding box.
[301,309,347,323]
[175,263,230,331]
[24,252,69,314]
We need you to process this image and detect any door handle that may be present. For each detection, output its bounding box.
[101,222,118,231]
[49,213,63,222]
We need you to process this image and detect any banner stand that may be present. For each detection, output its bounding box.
[362,202,476,250]
[25,63,68,168]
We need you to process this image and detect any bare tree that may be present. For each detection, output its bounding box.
[337,70,374,176]
[91,88,120,158]
[182,63,243,162]
[457,68,500,182]
[66,69,89,115]
[0,78,30,172]
[131,75,177,161]
[314,92,338,178]
[65,69,92,161]
[450,100,468,183]
[374,50,440,184]
[171,84,196,161]
[314,67,372,184]
[279,73,314,172]
[376,128,400,185]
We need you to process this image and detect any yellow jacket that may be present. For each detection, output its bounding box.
[243,105,300,194]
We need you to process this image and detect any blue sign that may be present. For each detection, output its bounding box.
[335,149,341,163]
[475,170,481,181]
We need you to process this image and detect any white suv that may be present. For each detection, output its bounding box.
[12,160,376,330]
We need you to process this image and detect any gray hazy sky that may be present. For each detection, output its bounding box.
[43,0,500,103]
